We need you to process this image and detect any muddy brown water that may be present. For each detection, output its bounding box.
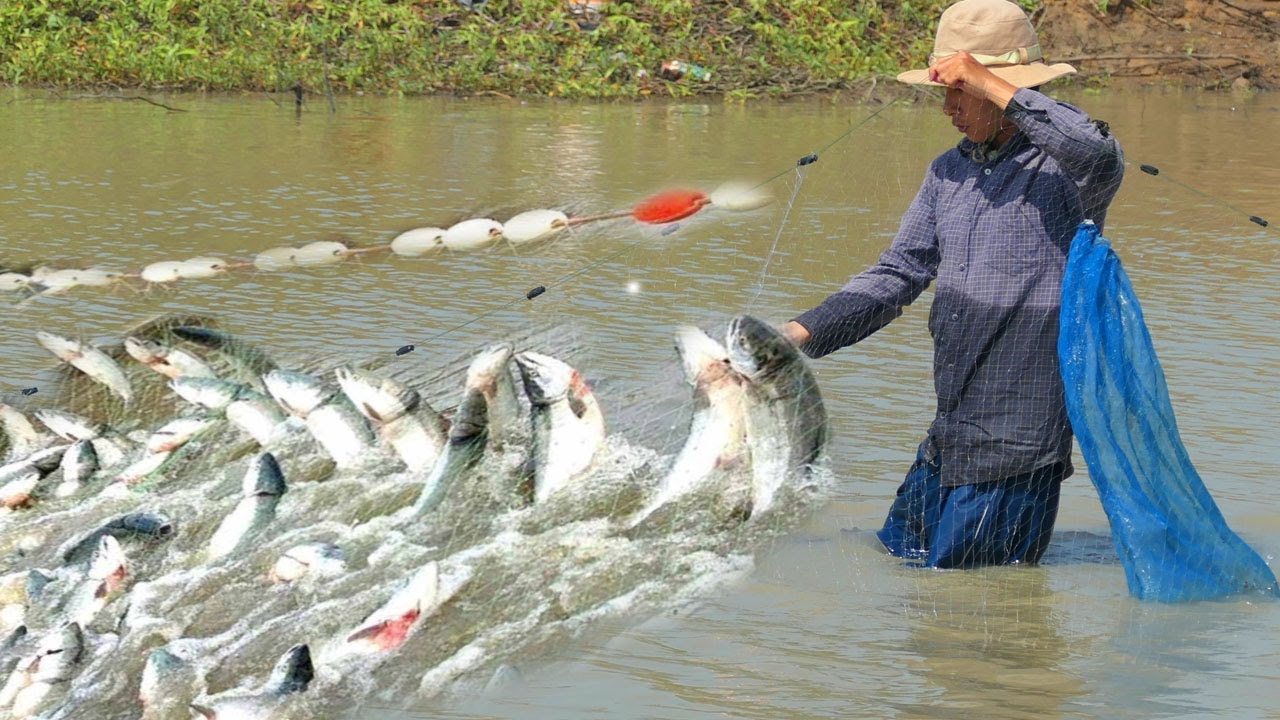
[1,88,1278,718]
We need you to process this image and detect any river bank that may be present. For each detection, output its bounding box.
[1,0,1277,99]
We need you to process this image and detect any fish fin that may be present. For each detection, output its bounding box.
[345,610,420,651]
[189,702,217,718]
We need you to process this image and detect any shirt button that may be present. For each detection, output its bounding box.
[983,168,992,175]
[940,412,949,419]
[951,313,959,321]
[947,362,955,369]
[958,263,966,271]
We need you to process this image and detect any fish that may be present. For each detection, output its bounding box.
[145,416,217,454]
[464,344,525,451]
[412,380,489,517]
[263,370,377,468]
[170,377,251,411]
[188,643,313,720]
[335,366,446,471]
[224,396,288,446]
[59,535,128,627]
[170,326,279,385]
[33,408,103,442]
[34,332,133,403]
[139,646,202,719]
[207,453,287,562]
[269,543,346,584]
[0,466,42,509]
[0,405,53,464]
[344,561,455,654]
[0,622,84,718]
[627,326,753,530]
[725,315,828,516]
[515,351,606,504]
[124,336,218,380]
[53,439,99,498]
[59,512,176,564]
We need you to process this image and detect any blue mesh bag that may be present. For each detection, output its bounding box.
[1058,221,1278,602]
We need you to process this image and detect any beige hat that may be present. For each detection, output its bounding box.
[896,0,1076,88]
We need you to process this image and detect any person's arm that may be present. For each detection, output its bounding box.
[929,52,1123,200]
[788,167,941,359]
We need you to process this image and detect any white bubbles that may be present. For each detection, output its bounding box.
[294,241,351,267]
[253,246,298,272]
[503,210,568,245]
[391,227,446,257]
[443,218,504,251]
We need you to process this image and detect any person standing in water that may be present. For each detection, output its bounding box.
[781,0,1124,568]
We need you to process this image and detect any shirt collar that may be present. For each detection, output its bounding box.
[958,132,1026,165]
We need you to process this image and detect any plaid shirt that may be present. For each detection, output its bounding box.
[794,88,1125,487]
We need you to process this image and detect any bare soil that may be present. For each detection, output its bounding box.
[1035,0,1280,89]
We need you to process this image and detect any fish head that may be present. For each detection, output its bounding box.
[34,332,82,363]
[270,543,344,583]
[514,351,574,405]
[464,344,514,401]
[242,453,287,498]
[673,326,736,388]
[140,647,192,706]
[170,377,244,410]
[34,408,100,441]
[30,623,83,682]
[265,643,313,696]
[333,367,420,424]
[124,336,166,365]
[263,370,333,418]
[87,535,128,585]
[726,315,797,381]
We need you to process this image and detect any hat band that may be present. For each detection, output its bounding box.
[929,43,1043,67]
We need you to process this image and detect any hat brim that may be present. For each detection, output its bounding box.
[896,62,1077,88]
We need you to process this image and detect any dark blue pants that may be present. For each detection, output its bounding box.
[876,446,1065,568]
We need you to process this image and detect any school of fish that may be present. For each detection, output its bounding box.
[0,314,828,719]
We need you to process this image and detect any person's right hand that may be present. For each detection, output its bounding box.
[780,321,811,347]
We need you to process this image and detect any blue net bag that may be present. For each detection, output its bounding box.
[1058,221,1278,602]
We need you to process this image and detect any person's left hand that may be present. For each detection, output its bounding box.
[928,51,1017,108]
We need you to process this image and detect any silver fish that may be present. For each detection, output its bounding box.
[725,315,828,515]
[335,367,445,470]
[59,535,128,627]
[34,409,102,442]
[59,512,176,564]
[0,405,52,464]
[515,351,606,504]
[628,326,752,529]
[225,396,287,446]
[412,382,489,516]
[170,377,250,411]
[265,370,375,466]
[34,332,133,403]
[139,647,202,719]
[269,542,346,584]
[464,344,525,451]
[207,454,287,561]
[343,562,455,654]
[124,336,218,380]
[188,644,312,719]
[145,417,217,454]
[0,622,83,718]
[53,439,99,498]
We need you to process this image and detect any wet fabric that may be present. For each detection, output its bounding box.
[877,444,1064,568]
[1058,221,1279,602]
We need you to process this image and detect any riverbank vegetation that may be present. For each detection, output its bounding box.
[0,0,971,98]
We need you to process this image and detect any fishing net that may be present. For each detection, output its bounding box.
[1059,221,1279,602]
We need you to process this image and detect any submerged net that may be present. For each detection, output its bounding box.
[1059,221,1279,602]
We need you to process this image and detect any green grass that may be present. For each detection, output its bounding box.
[0,0,976,98]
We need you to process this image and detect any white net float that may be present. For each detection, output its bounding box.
[0,273,30,291]
[443,218,503,251]
[709,181,773,212]
[294,241,351,266]
[254,246,298,272]
[503,210,569,245]
[34,268,121,293]
[141,261,185,284]
[391,227,446,257]
[175,257,228,280]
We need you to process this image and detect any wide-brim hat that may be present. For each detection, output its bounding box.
[896,0,1076,88]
